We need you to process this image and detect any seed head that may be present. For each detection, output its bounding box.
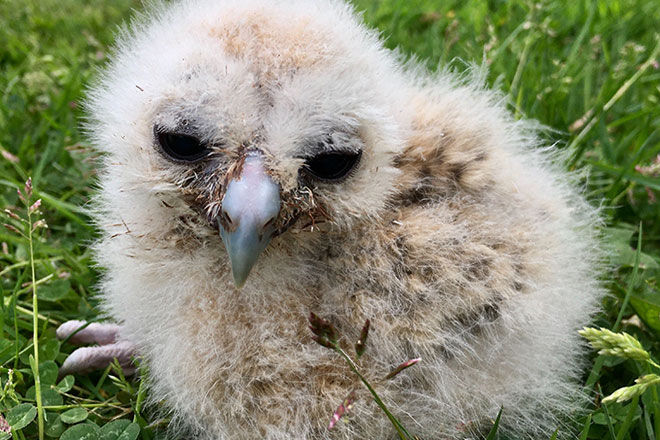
[602,374,660,404]
[3,209,21,221]
[328,391,356,429]
[579,327,649,361]
[2,223,22,236]
[28,199,41,215]
[0,414,9,433]
[385,358,421,380]
[32,219,48,232]
[355,319,370,358]
[309,312,338,350]
[24,178,32,198]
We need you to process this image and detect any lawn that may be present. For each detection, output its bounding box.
[0,0,659,438]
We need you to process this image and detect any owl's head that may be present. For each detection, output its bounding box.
[88,0,409,287]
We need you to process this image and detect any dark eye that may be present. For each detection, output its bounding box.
[155,128,208,162]
[302,150,362,182]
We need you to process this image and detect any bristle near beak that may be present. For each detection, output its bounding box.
[218,153,280,288]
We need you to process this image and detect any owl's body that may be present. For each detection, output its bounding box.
[88,0,602,438]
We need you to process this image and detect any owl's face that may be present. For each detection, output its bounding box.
[90,1,408,286]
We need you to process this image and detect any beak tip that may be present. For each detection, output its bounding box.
[232,271,249,289]
[228,250,258,289]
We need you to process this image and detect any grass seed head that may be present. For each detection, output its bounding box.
[0,414,10,433]
[2,223,22,236]
[328,391,356,430]
[0,148,19,164]
[579,327,650,361]
[32,219,48,232]
[16,189,25,204]
[309,312,338,350]
[385,358,421,380]
[28,199,41,215]
[602,374,660,404]
[3,209,21,221]
[24,178,32,199]
[355,319,370,358]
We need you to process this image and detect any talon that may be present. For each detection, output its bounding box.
[57,320,136,377]
[59,342,136,377]
[56,320,121,346]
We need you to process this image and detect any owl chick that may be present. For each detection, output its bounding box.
[84,0,602,438]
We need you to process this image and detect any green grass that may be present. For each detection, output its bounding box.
[1,0,659,438]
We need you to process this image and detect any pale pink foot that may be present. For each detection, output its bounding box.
[56,320,136,376]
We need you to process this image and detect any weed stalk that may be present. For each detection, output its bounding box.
[308,313,417,440]
[24,179,44,440]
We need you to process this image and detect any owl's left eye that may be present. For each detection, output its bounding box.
[155,127,209,162]
[301,150,362,183]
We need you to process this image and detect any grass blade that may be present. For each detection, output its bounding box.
[615,395,640,440]
[579,413,591,440]
[613,223,642,331]
[485,407,503,440]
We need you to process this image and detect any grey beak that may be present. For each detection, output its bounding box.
[218,153,280,288]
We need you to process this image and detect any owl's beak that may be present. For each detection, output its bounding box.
[218,153,281,288]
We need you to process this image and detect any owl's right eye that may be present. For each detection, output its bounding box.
[155,128,208,162]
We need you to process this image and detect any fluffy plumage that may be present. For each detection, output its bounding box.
[86,0,603,438]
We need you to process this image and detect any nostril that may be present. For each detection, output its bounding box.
[261,216,276,231]
[221,210,234,227]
